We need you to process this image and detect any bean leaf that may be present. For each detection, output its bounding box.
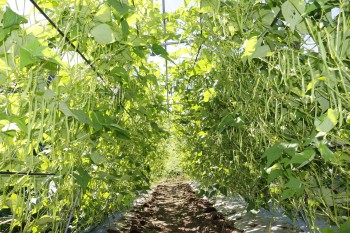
[289,149,315,168]
[281,1,302,32]
[91,24,118,45]
[315,109,338,133]
[74,167,91,190]
[262,143,285,168]
[3,7,28,29]
[318,143,334,161]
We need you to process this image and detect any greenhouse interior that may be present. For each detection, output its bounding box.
[0,0,350,232]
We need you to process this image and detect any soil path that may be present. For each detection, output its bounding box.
[111,182,240,233]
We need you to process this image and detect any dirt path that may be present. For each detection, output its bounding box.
[110,182,240,233]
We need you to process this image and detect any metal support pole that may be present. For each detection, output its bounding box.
[162,40,187,46]
[162,0,169,111]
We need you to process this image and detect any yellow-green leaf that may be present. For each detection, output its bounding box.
[315,109,338,133]
[242,36,258,59]
[95,5,111,22]
[306,79,317,91]
[202,88,216,102]
[91,24,118,45]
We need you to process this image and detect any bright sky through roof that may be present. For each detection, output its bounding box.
[158,0,184,12]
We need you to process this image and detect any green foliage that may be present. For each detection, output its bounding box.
[173,0,350,232]
[108,0,131,17]
[322,219,350,233]
[0,0,169,232]
[3,7,28,29]
[281,0,305,32]
[201,0,220,12]
[1,0,350,232]
[90,24,118,44]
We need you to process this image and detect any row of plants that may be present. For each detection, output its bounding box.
[0,0,172,232]
[173,0,350,231]
[1,0,350,232]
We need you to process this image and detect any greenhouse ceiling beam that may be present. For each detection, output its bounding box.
[162,0,169,110]
[162,40,187,46]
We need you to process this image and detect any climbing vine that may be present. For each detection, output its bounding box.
[0,0,170,232]
[0,0,350,232]
[173,0,350,231]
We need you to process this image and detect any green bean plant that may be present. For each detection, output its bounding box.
[0,0,172,232]
[173,0,350,231]
[1,0,350,232]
